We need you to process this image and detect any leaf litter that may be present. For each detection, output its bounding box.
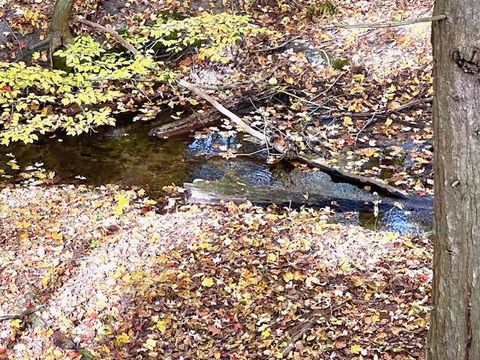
[0,0,437,358]
[0,185,431,359]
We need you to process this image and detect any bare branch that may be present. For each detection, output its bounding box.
[0,305,45,322]
[321,14,447,29]
[72,17,139,56]
[178,80,268,142]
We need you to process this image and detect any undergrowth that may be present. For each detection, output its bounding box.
[0,12,272,145]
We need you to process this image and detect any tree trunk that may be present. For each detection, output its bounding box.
[49,0,75,51]
[427,0,480,358]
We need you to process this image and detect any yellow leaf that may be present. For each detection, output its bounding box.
[385,118,393,126]
[19,232,29,242]
[267,253,277,262]
[144,339,157,350]
[7,161,20,170]
[391,326,402,335]
[51,232,63,242]
[388,84,397,93]
[343,116,353,126]
[201,277,215,287]
[353,74,365,82]
[361,148,378,158]
[340,261,352,273]
[415,317,426,328]
[115,332,130,346]
[40,276,50,287]
[351,276,364,287]
[200,241,212,250]
[261,327,271,337]
[350,344,362,354]
[384,232,399,242]
[114,194,130,216]
[156,320,167,333]
[11,319,21,329]
[293,270,302,280]
[283,271,294,282]
[305,276,320,288]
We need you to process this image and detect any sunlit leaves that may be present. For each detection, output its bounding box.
[201,277,215,287]
[114,332,130,347]
[141,13,274,63]
[0,36,175,145]
[114,193,130,216]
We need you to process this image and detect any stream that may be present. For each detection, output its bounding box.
[0,115,433,235]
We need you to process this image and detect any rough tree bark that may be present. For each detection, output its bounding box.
[427,0,480,358]
[22,0,74,60]
[49,0,75,51]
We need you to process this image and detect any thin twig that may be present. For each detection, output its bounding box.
[355,111,378,143]
[325,96,433,121]
[280,90,323,108]
[254,26,311,53]
[282,302,347,358]
[320,14,447,29]
[72,17,139,56]
[1,19,23,57]
[0,305,45,322]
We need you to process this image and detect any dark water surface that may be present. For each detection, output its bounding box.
[0,117,271,196]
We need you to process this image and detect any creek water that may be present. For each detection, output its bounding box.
[0,116,432,235]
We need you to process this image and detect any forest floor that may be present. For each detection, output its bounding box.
[0,0,435,358]
[0,185,431,359]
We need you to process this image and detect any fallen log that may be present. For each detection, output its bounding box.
[296,156,408,199]
[179,80,409,200]
[184,178,432,213]
[148,107,225,138]
[184,179,376,211]
[148,98,254,139]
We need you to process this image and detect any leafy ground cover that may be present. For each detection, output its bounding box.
[0,185,431,359]
[0,0,436,358]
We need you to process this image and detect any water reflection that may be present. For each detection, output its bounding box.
[0,120,431,234]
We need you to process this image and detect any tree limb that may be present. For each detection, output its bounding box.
[72,16,139,56]
[178,80,267,142]
[321,14,447,30]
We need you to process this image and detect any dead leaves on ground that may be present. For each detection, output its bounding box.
[1,186,431,359]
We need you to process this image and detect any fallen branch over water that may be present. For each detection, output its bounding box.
[148,97,257,138]
[179,80,409,199]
